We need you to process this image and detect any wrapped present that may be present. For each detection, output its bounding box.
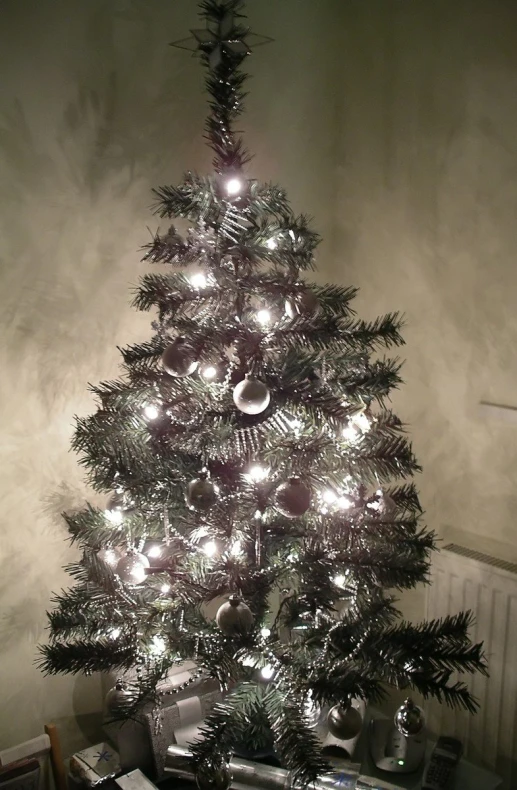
[69,745,121,787]
[165,744,407,790]
[143,690,222,778]
[103,662,220,776]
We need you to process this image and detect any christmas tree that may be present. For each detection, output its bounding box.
[40,1,486,785]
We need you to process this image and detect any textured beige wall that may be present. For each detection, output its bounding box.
[333,0,517,622]
[0,0,341,754]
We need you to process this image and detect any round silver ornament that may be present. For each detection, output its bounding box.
[116,551,150,585]
[394,698,425,737]
[162,337,198,378]
[186,474,218,511]
[274,477,311,518]
[196,759,232,790]
[327,703,363,740]
[105,681,134,715]
[285,289,319,320]
[233,375,270,415]
[106,490,125,512]
[216,594,254,635]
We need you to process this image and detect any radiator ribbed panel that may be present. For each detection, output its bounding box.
[427,545,517,789]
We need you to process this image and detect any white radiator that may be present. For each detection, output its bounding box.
[426,543,517,789]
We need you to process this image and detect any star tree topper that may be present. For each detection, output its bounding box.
[170,4,272,70]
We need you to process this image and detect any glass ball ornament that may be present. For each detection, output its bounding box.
[216,594,254,635]
[196,759,232,790]
[105,681,134,716]
[394,698,425,737]
[233,375,270,415]
[327,703,363,740]
[274,477,312,518]
[116,551,150,585]
[285,289,319,319]
[162,337,198,377]
[186,473,219,511]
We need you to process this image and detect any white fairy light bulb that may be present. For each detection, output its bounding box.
[190,272,207,289]
[246,465,269,483]
[334,574,347,589]
[203,540,219,558]
[226,177,243,196]
[322,489,337,505]
[201,365,218,380]
[109,627,121,640]
[260,627,271,639]
[338,496,353,510]
[146,545,162,559]
[143,403,160,420]
[256,308,271,326]
[160,583,171,594]
[260,664,275,681]
[266,237,277,250]
[343,424,359,442]
[150,635,167,656]
[354,412,370,432]
[105,508,123,526]
[98,547,120,567]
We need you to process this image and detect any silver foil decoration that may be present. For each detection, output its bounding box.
[165,744,362,790]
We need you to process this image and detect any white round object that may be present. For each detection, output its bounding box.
[162,337,198,377]
[116,552,150,585]
[233,376,270,415]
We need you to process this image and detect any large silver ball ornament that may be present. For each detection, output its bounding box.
[105,681,134,716]
[162,337,198,377]
[186,475,218,511]
[327,703,363,740]
[116,552,150,585]
[233,375,270,415]
[394,698,426,737]
[196,759,232,790]
[216,594,254,635]
[274,477,312,518]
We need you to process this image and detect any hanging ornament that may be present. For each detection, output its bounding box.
[274,477,311,518]
[327,703,363,740]
[233,375,270,415]
[105,681,134,716]
[186,472,219,511]
[196,758,232,790]
[162,337,198,377]
[116,551,150,585]
[216,594,254,635]
[285,289,319,320]
[394,698,425,737]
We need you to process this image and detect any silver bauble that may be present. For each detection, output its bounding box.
[285,289,319,319]
[327,703,363,740]
[394,698,425,737]
[216,594,254,635]
[105,682,134,715]
[162,337,198,377]
[186,475,218,511]
[116,552,150,585]
[233,375,270,415]
[196,760,232,790]
[274,477,311,518]
[106,491,125,512]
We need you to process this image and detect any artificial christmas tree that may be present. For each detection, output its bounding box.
[39,1,487,786]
